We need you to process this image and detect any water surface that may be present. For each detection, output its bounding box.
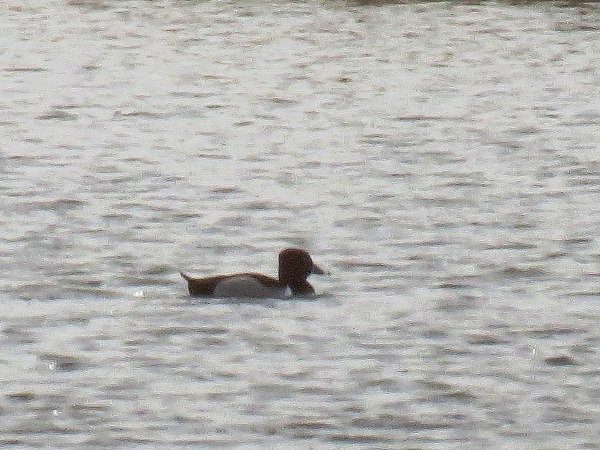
[1,0,599,447]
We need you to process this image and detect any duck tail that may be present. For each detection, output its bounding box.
[180,271,192,281]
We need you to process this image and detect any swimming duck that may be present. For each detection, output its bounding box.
[180,248,325,298]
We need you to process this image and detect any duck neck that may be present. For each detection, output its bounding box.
[288,281,315,296]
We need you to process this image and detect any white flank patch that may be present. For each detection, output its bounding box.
[213,276,287,299]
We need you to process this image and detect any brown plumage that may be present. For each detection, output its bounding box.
[180,248,325,298]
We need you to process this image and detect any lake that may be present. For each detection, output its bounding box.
[1,0,599,447]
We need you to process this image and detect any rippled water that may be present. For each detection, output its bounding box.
[1,0,599,447]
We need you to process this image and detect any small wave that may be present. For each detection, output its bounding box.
[36,110,78,121]
[37,352,85,372]
[497,266,548,278]
[544,355,578,366]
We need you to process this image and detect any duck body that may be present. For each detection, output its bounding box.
[180,272,288,298]
[180,248,324,299]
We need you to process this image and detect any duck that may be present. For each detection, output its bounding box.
[180,248,325,298]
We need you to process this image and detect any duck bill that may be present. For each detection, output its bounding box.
[311,263,327,275]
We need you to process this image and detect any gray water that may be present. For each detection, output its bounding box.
[1,0,599,448]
